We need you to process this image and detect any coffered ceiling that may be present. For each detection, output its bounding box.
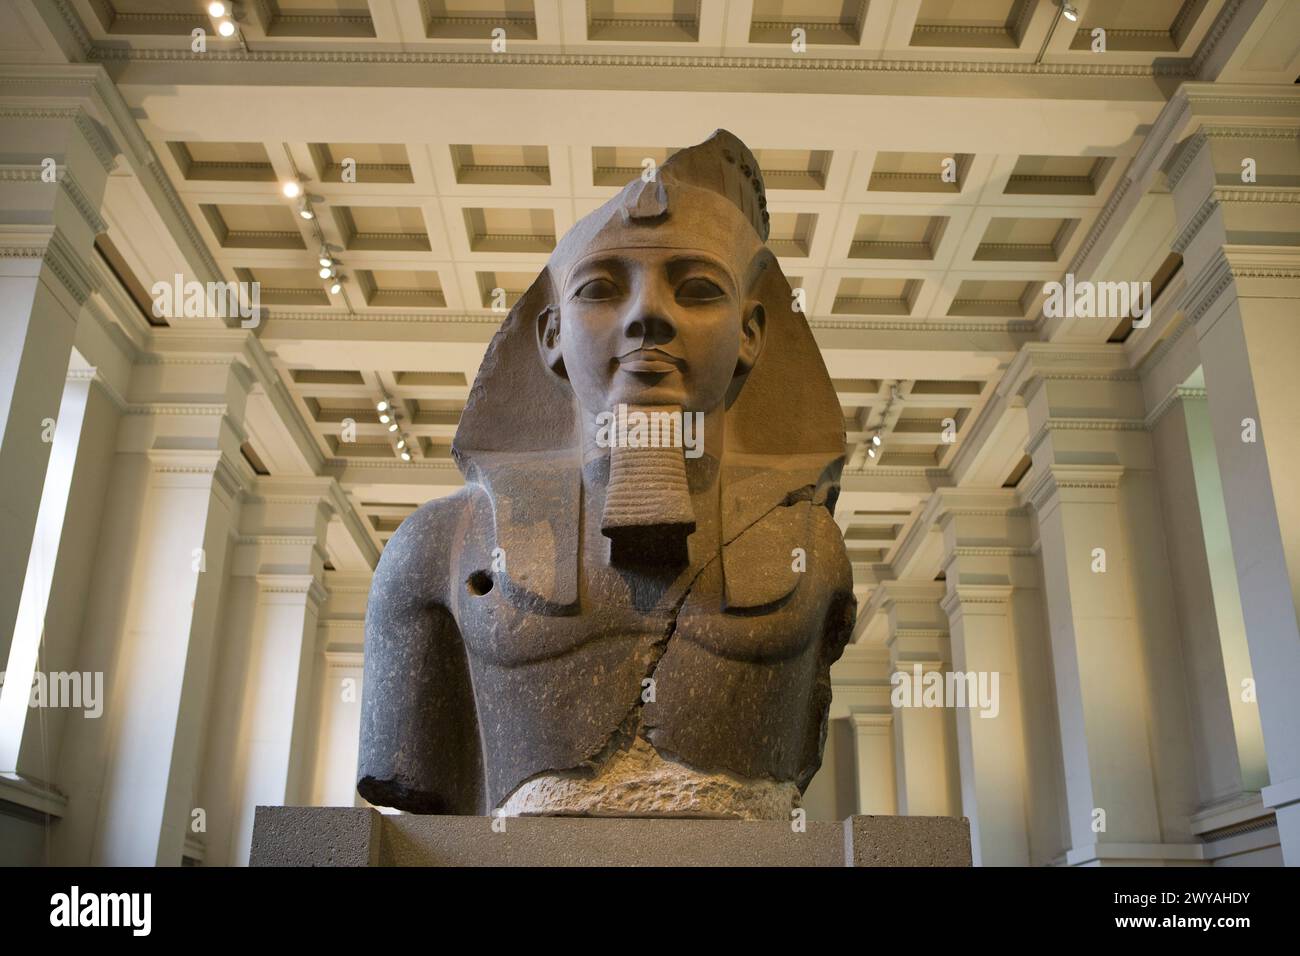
[16,0,1276,608]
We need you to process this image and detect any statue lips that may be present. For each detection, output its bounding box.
[618,347,684,376]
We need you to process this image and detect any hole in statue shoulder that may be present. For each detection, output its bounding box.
[466,570,494,596]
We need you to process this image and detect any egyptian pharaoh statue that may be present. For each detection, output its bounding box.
[358,130,856,820]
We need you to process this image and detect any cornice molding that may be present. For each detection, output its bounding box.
[0,165,108,235]
[1023,463,1125,514]
[849,712,893,732]
[1145,385,1207,429]
[83,46,1194,77]
[0,104,118,173]
[0,226,98,306]
[1190,0,1248,78]
[940,583,1014,617]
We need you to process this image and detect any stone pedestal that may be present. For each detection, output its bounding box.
[249,807,972,867]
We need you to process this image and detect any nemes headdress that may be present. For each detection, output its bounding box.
[453,130,845,607]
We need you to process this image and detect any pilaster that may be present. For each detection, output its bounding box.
[1162,89,1300,863]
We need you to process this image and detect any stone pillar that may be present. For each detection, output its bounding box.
[1165,109,1300,862]
[850,713,896,816]
[47,352,256,866]
[221,479,336,867]
[877,581,959,818]
[0,363,97,774]
[0,104,116,676]
[1148,385,1266,807]
[1011,346,1201,865]
[934,496,1040,867]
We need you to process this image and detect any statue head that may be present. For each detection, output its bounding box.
[533,134,774,421]
[452,130,846,602]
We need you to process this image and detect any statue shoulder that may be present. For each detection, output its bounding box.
[368,483,489,612]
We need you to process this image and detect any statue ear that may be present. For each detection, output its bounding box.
[737,301,766,375]
[536,305,567,379]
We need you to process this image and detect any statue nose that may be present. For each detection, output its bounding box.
[623,283,677,346]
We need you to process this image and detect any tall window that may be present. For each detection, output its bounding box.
[0,349,91,772]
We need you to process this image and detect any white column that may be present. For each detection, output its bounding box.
[1003,343,1206,866]
[1166,113,1300,863]
[1148,385,1266,806]
[91,448,244,866]
[878,581,959,818]
[228,484,334,865]
[52,353,256,866]
[851,713,896,816]
[934,493,1053,866]
[0,366,93,772]
[941,584,1030,866]
[0,104,116,676]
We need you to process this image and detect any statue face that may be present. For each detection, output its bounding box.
[542,247,765,416]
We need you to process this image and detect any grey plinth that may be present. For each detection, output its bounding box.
[249,807,971,867]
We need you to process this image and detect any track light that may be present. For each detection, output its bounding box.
[282,180,301,199]
[379,413,390,424]
[1061,2,1078,22]
[318,246,332,268]
[867,446,876,459]
[400,451,411,461]
[396,438,405,449]
[298,197,314,220]
[319,264,334,279]
[208,1,228,15]
[388,422,398,433]
[376,399,389,412]
[871,434,882,447]
[329,277,342,295]
[217,17,236,35]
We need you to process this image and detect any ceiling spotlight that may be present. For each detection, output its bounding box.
[282,181,302,199]
[319,265,334,279]
[871,434,882,447]
[400,451,412,462]
[396,438,406,449]
[318,247,332,268]
[376,399,389,412]
[379,413,390,424]
[387,422,399,433]
[298,198,314,220]
[329,277,342,295]
[208,2,228,17]
[1061,2,1079,22]
[217,18,236,36]
[867,446,877,459]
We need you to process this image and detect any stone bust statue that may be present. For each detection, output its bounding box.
[357,130,856,820]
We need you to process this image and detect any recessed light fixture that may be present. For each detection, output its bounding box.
[1062,2,1079,22]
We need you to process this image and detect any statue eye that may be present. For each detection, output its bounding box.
[574,277,619,300]
[676,277,725,302]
